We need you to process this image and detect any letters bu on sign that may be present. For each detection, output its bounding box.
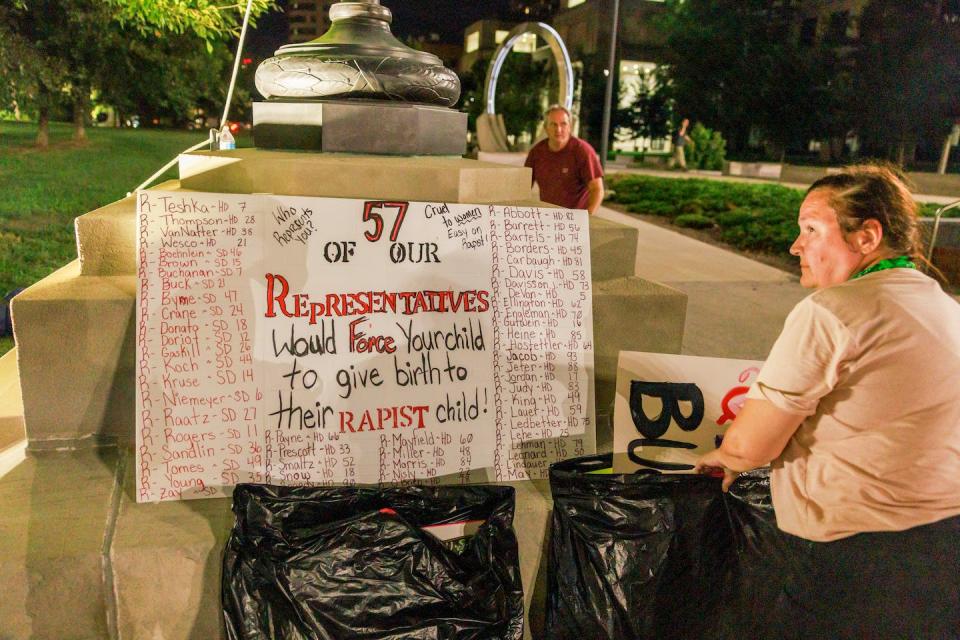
[611,352,763,473]
[136,190,595,502]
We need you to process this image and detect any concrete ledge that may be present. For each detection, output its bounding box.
[724,161,782,180]
[908,172,960,199]
[112,459,233,640]
[780,163,828,185]
[76,180,181,277]
[179,150,534,204]
[593,276,687,447]
[0,448,120,639]
[0,347,25,454]
[477,151,527,166]
[76,196,136,277]
[11,261,135,446]
[629,154,670,168]
[589,217,638,281]
[921,217,960,284]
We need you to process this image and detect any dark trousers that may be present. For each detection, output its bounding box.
[775,515,960,639]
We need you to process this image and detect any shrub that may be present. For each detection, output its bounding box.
[686,123,727,170]
[607,175,806,258]
[674,213,716,229]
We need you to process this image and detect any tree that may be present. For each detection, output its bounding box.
[97,30,238,128]
[852,0,960,165]
[0,2,66,146]
[572,51,611,153]
[459,53,551,149]
[656,0,832,157]
[0,0,272,146]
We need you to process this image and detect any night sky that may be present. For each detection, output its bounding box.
[248,0,514,56]
[389,0,513,40]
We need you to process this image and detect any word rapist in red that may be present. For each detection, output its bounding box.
[340,405,430,433]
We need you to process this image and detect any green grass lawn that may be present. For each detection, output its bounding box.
[0,120,234,355]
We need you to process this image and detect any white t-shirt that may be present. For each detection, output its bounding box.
[748,268,960,542]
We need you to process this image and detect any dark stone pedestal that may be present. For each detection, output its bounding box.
[252,100,467,156]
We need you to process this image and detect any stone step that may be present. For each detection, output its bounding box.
[0,447,121,639]
[10,260,135,447]
[75,179,181,277]
[0,347,26,454]
[593,276,687,448]
[179,149,535,204]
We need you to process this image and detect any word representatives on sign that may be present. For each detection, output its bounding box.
[611,352,762,473]
[136,190,595,502]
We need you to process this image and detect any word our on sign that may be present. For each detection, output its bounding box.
[136,190,595,502]
[611,352,763,473]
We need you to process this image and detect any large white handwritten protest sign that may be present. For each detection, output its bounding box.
[136,190,594,502]
[612,352,762,473]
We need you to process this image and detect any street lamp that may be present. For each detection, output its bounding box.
[599,0,621,169]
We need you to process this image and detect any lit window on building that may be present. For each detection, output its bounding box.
[495,29,509,44]
[614,61,670,154]
[466,31,480,53]
[618,60,657,107]
[513,33,537,53]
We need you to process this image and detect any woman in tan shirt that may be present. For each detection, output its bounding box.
[695,165,960,638]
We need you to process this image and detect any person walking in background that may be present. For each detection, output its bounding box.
[672,118,692,170]
[694,164,960,639]
[524,105,604,215]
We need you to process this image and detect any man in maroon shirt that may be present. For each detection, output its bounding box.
[523,105,604,214]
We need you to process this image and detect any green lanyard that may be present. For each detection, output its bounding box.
[849,255,916,281]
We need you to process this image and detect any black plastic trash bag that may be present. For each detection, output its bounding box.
[545,454,792,640]
[222,483,524,640]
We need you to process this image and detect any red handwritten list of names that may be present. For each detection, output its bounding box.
[136,190,595,502]
[137,193,264,501]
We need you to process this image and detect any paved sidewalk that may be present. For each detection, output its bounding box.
[596,204,808,360]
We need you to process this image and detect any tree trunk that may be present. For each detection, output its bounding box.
[830,137,845,162]
[818,138,832,163]
[72,91,88,142]
[895,140,906,167]
[35,83,52,148]
[36,105,49,148]
[904,140,917,165]
[937,133,952,175]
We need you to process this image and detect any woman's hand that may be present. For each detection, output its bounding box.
[694,449,740,492]
[693,399,806,492]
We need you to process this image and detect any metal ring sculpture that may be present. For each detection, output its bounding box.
[483,22,574,117]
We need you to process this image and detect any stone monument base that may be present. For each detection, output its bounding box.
[252,100,468,155]
[1,148,688,639]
